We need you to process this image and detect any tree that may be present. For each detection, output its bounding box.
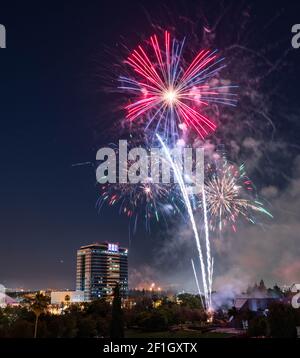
[86,298,110,316]
[31,293,49,338]
[140,310,168,331]
[0,308,10,338]
[246,286,252,295]
[177,293,204,309]
[135,296,153,311]
[61,314,78,338]
[228,306,237,318]
[10,319,34,338]
[77,316,97,337]
[64,294,70,306]
[85,299,111,337]
[110,284,124,338]
[268,302,297,338]
[272,284,282,297]
[248,316,268,337]
[258,280,267,292]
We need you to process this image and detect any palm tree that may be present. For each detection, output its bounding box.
[31,293,49,338]
[64,294,70,305]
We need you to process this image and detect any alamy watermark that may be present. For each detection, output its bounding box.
[0,24,6,48]
[291,283,300,309]
[95,140,204,194]
[292,24,300,49]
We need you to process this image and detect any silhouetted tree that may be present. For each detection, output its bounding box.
[272,284,282,297]
[77,316,97,337]
[135,296,153,311]
[268,302,297,338]
[248,316,268,337]
[61,314,78,338]
[110,284,124,338]
[228,306,237,318]
[258,280,267,292]
[246,286,252,295]
[86,298,110,316]
[139,310,168,331]
[10,319,34,338]
[31,293,49,338]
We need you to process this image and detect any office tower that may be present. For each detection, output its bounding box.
[76,242,128,301]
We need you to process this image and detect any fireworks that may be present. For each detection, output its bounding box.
[96,137,184,232]
[204,159,273,232]
[98,176,181,233]
[120,31,237,142]
[157,134,212,310]
[95,25,275,312]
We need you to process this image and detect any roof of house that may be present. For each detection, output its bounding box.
[234,298,248,310]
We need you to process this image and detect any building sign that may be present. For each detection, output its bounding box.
[108,243,118,252]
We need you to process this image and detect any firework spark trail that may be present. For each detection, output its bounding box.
[157,133,210,309]
[202,188,213,309]
[210,257,214,295]
[191,258,204,308]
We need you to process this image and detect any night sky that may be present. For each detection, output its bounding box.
[0,0,299,291]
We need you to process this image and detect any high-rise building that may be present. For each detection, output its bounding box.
[76,242,128,301]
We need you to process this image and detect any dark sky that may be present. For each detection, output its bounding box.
[0,0,299,291]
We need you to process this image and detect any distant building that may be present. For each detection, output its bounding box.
[0,293,17,308]
[50,290,85,305]
[234,297,276,312]
[76,242,128,301]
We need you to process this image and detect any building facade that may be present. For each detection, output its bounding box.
[50,290,85,305]
[76,242,128,301]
